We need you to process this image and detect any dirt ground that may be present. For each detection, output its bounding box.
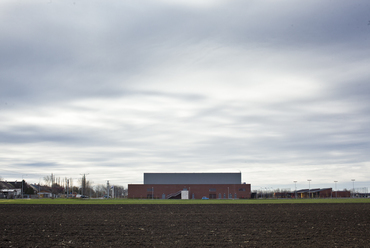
[1,203,369,247]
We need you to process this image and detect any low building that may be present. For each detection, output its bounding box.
[0,181,23,198]
[273,188,351,199]
[332,190,351,198]
[38,191,52,198]
[128,172,251,199]
[274,191,295,198]
[0,189,21,198]
[296,188,333,198]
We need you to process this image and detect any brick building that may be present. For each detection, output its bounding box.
[128,172,251,199]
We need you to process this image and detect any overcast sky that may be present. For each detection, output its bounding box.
[1,0,370,191]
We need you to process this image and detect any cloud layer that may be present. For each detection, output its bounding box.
[1,0,370,190]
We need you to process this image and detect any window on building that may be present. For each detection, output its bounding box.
[239,188,246,191]
[147,188,153,192]
[209,194,217,199]
[209,188,216,192]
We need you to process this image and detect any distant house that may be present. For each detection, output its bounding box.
[0,181,23,198]
[30,184,42,194]
[38,191,52,198]
[6,181,23,190]
[0,188,21,198]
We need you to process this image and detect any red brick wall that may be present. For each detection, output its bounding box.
[128,184,251,199]
[319,189,332,198]
[332,191,351,198]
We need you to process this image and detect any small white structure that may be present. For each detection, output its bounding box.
[181,190,189,200]
[0,189,21,196]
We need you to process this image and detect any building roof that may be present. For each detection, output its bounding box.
[296,188,332,193]
[0,181,23,189]
[144,172,242,185]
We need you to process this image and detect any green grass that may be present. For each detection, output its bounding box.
[1,198,370,204]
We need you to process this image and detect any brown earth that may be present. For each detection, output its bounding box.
[1,204,369,247]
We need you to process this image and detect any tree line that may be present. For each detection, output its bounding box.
[42,173,127,198]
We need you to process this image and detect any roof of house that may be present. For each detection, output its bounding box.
[38,191,52,194]
[30,184,51,193]
[7,181,23,189]
[0,181,23,189]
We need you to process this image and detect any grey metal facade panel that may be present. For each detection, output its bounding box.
[144,173,241,184]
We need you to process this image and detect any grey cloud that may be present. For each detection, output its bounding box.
[18,162,60,168]
[2,0,369,102]
[0,125,94,145]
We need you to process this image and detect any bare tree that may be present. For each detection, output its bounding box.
[80,174,87,195]
[70,178,76,194]
[42,174,65,197]
[113,186,126,198]
[43,174,52,187]
[85,180,94,197]
[94,184,106,198]
[0,176,4,190]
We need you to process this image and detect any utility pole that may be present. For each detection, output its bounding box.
[293,181,297,199]
[351,179,355,198]
[22,174,28,199]
[107,181,110,198]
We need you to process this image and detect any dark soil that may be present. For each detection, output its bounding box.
[1,204,370,247]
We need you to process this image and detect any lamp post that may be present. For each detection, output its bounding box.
[260,187,264,199]
[264,187,267,199]
[293,181,297,199]
[22,174,28,199]
[351,179,355,198]
[307,179,311,199]
[66,179,69,198]
[107,181,110,198]
[334,181,338,198]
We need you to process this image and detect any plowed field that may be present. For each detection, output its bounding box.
[1,204,369,247]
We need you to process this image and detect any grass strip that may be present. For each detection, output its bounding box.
[1,198,370,204]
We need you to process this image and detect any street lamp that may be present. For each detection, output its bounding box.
[334,181,338,198]
[351,179,355,198]
[265,187,267,199]
[66,179,69,198]
[293,181,297,199]
[22,174,28,199]
[307,179,311,199]
[269,187,273,198]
